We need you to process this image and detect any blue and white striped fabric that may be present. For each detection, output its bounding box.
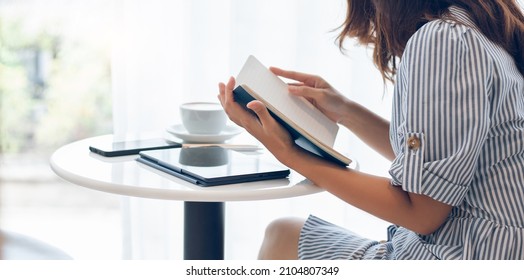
[298,7,524,260]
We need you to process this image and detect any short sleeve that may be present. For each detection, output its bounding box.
[389,21,492,206]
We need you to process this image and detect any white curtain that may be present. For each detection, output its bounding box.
[112,0,391,259]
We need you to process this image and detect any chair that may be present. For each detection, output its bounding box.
[0,229,72,260]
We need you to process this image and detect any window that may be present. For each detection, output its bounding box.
[0,0,119,259]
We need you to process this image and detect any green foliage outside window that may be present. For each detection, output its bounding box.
[0,3,112,155]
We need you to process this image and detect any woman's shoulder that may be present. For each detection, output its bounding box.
[398,14,496,81]
[403,14,492,62]
[406,19,470,49]
[405,7,491,54]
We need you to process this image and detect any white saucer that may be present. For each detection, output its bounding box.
[166,124,243,143]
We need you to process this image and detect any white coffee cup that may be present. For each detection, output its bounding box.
[180,102,227,135]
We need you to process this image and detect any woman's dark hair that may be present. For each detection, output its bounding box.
[337,0,524,82]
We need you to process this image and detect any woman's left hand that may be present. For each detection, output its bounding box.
[217,76,298,165]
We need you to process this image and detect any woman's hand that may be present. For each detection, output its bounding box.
[217,76,299,166]
[270,67,351,123]
[271,67,395,161]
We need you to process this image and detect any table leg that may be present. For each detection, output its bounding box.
[184,201,225,260]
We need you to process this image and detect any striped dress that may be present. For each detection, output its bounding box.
[298,7,524,260]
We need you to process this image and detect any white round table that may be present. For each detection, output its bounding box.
[50,135,323,259]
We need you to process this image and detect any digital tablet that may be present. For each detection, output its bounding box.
[137,146,290,186]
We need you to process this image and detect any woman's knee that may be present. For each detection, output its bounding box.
[259,217,305,260]
[264,217,304,241]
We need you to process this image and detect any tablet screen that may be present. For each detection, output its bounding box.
[139,146,289,184]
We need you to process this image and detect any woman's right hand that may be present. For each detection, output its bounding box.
[270,67,351,123]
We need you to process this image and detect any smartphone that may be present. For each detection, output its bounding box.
[89,138,182,157]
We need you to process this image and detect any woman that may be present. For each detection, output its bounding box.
[218,0,524,259]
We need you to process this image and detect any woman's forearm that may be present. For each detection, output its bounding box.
[338,100,395,161]
[281,149,452,235]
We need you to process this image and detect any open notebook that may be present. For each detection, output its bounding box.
[136,146,290,187]
[233,55,351,166]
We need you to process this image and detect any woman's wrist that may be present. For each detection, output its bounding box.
[274,145,307,169]
[336,99,358,127]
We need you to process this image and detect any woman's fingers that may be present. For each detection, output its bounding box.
[288,84,321,98]
[217,82,226,105]
[217,77,248,126]
[270,67,318,86]
[246,100,272,129]
[224,76,235,103]
[218,76,277,133]
[218,76,235,104]
[217,76,294,159]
